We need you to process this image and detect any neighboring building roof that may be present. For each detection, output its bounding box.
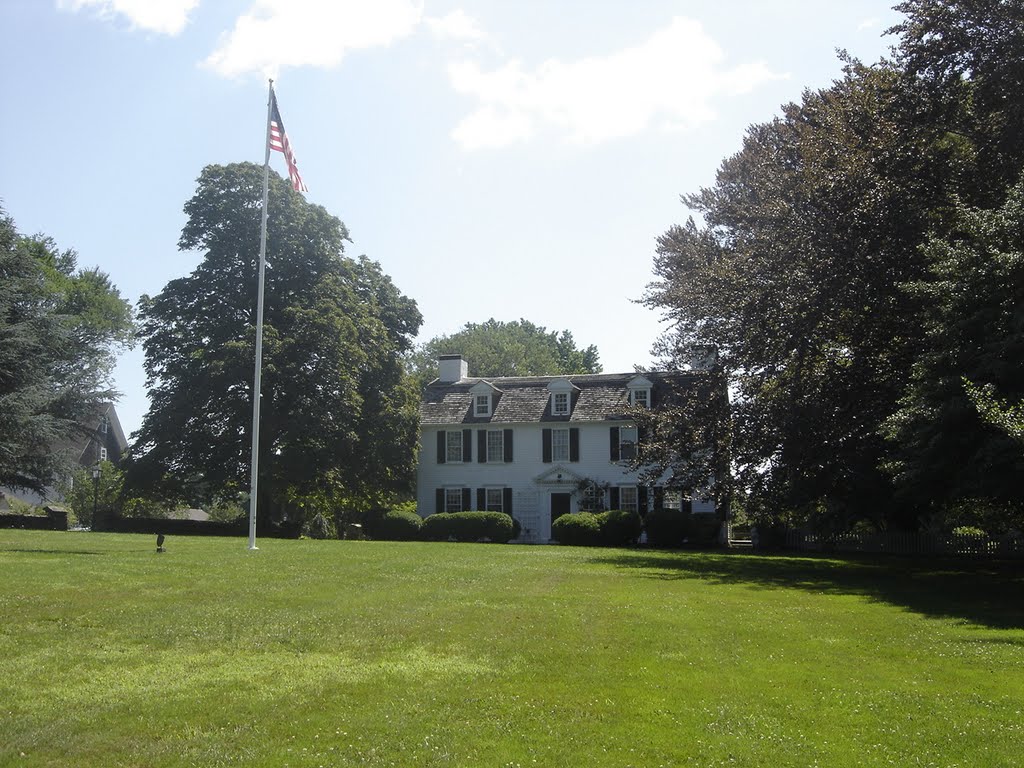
[421,371,710,425]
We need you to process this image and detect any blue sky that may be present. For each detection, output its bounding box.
[1,1,905,436]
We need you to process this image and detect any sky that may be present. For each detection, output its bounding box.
[1,0,907,437]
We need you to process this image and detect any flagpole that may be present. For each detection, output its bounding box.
[247,79,274,551]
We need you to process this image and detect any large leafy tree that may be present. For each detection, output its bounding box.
[124,163,422,525]
[407,318,601,388]
[0,206,134,494]
[643,0,1024,531]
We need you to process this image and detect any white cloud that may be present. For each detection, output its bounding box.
[58,0,199,36]
[448,17,786,150]
[857,17,881,31]
[425,9,485,43]
[203,0,423,78]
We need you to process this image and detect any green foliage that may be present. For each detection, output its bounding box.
[0,208,134,495]
[61,460,123,528]
[643,1,1024,531]
[373,509,424,541]
[643,506,688,548]
[406,318,601,388]
[123,163,422,525]
[551,512,601,546]
[597,509,643,547]
[421,511,516,542]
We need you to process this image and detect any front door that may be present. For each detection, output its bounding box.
[550,493,571,538]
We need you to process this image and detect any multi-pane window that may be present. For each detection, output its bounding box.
[619,426,638,461]
[445,488,463,512]
[486,488,504,512]
[551,428,569,462]
[619,486,638,513]
[663,490,683,512]
[446,431,463,462]
[580,483,604,513]
[99,416,109,434]
[475,395,491,416]
[630,389,649,408]
[99,447,108,461]
[552,392,569,415]
[486,430,504,462]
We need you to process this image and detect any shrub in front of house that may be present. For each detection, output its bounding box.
[597,509,644,547]
[686,514,723,547]
[551,512,601,546]
[374,509,424,541]
[644,505,688,548]
[421,511,516,542]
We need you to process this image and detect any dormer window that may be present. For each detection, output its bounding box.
[475,394,491,417]
[627,375,653,409]
[547,377,578,417]
[470,380,501,418]
[552,392,569,416]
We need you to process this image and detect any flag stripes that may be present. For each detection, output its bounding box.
[269,91,308,193]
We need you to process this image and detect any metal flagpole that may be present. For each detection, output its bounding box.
[247,79,274,550]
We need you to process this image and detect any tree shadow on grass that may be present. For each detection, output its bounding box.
[0,547,103,556]
[588,549,1024,630]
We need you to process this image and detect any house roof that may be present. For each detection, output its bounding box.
[421,370,709,425]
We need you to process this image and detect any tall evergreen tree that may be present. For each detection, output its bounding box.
[0,207,134,494]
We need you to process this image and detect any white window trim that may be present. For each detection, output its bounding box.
[446,431,464,463]
[474,394,491,417]
[485,488,504,513]
[618,425,638,461]
[445,488,464,513]
[551,427,570,462]
[619,486,638,513]
[629,388,651,408]
[486,429,504,463]
[552,391,570,416]
[99,446,108,461]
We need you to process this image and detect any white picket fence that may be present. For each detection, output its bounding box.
[782,529,1024,558]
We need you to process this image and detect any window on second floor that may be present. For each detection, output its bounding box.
[99,446,108,461]
[486,430,504,462]
[629,388,650,408]
[99,416,109,434]
[446,431,464,463]
[619,426,637,461]
[552,391,570,415]
[551,428,569,462]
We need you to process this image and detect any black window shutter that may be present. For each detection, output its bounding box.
[503,487,513,515]
[435,489,444,514]
[461,488,471,511]
[477,429,486,463]
[437,431,446,464]
[477,488,485,510]
[653,486,665,512]
[542,429,552,463]
[463,429,472,462]
[504,429,513,462]
[683,493,693,514]
[638,486,648,515]
[610,427,620,461]
[610,487,620,510]
[569,428,580,462]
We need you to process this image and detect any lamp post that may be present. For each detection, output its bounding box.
[91,464,100,530]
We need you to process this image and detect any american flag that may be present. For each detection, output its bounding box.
[269,91,308,193]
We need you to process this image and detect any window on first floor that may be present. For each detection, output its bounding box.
[619,486,638,513]
[580,482,605,513]
[485,488,504,512]
[445,488,464,513]
[663,490,682,512]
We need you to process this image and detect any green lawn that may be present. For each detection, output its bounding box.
[1,531,1022,767]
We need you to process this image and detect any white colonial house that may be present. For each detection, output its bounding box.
[416,355,720,543]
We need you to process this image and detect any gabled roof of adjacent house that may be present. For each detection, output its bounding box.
[421,371,709,425]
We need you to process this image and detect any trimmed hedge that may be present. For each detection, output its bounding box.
[100,515,302,538]
[551,512,601,546]
[599,509,643,547]
[0,507,68,531]
[374,509,424,541]
[644,506,688,548]
[421,511,517,543]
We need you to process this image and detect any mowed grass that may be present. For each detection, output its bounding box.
[1,531,1022,767]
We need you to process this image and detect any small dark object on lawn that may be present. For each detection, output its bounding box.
[156,534,166,553]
